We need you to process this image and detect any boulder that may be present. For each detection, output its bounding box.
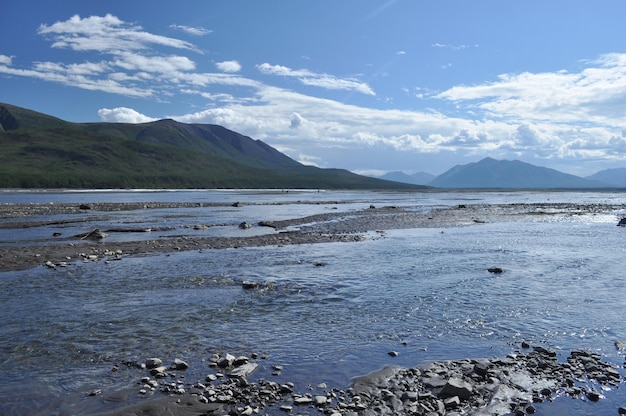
[145,358,163,368]
[439,378,473,401]
[239,222,252,229]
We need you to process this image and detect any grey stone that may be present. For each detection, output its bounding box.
[145,358,162,368]
[439,378,473,401]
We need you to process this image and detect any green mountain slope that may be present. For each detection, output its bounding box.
[0,103,422,190]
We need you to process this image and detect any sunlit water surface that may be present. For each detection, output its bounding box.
[1,190,625,415]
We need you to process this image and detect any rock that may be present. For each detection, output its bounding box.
[618,218,626,226]
[439,378,473,401]
[294,396,313,405]
[150,366,168,377]
[232,202,243,207]
[586,390,601,401]
[229,363,258,379]
[488,267,503,273]
[233,356,249,366]
[615,340,626,350]
[77,228,108,240]
[444,396,460,409]
[145,358,163,368]
[388,351,399,357]
[258,221,276,228]
[171,358,189,370]
[239,222,252,229]
[79,204,91,210]
[218,353,236,368]
[314,395,328,406]
[241,281,259,289]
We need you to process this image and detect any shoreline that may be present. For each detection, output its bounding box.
[3,201,624,272]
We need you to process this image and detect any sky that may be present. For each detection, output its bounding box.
[2,1,626,177]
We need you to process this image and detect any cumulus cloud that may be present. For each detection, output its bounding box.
[436,52,626,128]
[290,112,305,128]
[257,63,375,95]
[0,55,13,65]
[0,14,261,99]
[98,107,156,123]
[38,14,202,53]
[215,60,242,73]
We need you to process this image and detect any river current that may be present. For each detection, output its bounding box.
[0,190,625,415]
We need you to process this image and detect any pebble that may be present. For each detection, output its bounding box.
[101,347,624,416]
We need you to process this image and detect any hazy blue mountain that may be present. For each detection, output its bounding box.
[378,171,436,185]
[428,157,609,189]
[585,168,626,188]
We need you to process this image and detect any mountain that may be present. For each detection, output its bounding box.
[585,168,626,188]
[428,157,609,189]
[0,103,423,190]
[378,171,435,185]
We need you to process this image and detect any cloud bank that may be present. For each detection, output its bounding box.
[2,13,626,175]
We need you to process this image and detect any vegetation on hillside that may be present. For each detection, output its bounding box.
[0,103,422,190]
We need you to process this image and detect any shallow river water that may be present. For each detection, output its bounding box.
[1,190,625,415]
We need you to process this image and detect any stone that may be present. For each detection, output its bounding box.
[314,395,328,406]
[218,353,236,368]
[439,378,473,401]
[171,358,189,370]
[229,363,258,379]
[294,396,313,405]
[242,281,258,289]
[488,267,503,273]
[444,396,460,409]
[388,351,399,357]
[239,222,252,229]
[145,358,163,368]
[617,218,626,226]
[233,356,249,366]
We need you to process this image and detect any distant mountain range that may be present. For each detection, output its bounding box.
[0,103,423,190]
[378,171,436,186]
[376,157,626,189]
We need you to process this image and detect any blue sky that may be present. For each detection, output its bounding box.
[2,1,626,176]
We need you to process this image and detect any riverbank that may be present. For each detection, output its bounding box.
[87,344,625,416]
[2,201,624,272]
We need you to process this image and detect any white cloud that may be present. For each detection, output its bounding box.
[169,24,212,36]
[0,55,13,65]
[290,112,305,128]
[436,53,626,129]
[215,60,242,73]
[432,43,478,50]
[257,63,375,95]
[38,14,202,53]
[98,107,157,123]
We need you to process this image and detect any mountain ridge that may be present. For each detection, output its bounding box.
[0,103,423,190]
[428,157,611,189]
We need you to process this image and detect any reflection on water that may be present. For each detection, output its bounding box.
[1,190,626,415]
